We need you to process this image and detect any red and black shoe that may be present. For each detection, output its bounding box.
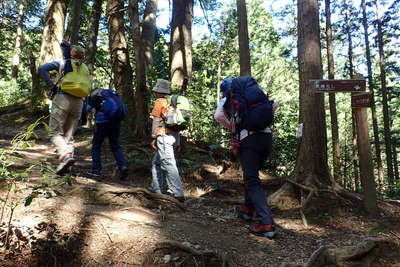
[237,205,254,221]
[249,223,277,239]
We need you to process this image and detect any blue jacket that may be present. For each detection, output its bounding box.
[38,59,73,87]
[86,89,126,123]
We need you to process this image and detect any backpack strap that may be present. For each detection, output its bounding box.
[229,90,240,140]
[171,95,179,108]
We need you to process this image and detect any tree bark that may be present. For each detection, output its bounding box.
[86,0,103,76]
[294,0,329,185]
[34,0,67,108]
[11,0,25,83]
[343,0,360,191]
[344,0,377,214]
[29,51,40,96]
[107,0,134,110]
[67,0,82,45]
[375,0,394,185]
[130,0,158,138]
[39,0,66,65]
[236,0,251,76]
[324,0,340,185]
[170,0,193,87]
[392,144,399,182]
[142,0,158,70]
[361,0,384,190]
[270,0,330,207]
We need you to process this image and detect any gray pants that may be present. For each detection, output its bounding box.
[150,134,184,197]
[49,93,83,160]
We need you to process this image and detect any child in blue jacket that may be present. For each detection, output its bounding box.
[86,89,128,180]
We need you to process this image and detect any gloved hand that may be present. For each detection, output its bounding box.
[46,85,58,100]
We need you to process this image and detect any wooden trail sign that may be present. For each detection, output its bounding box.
[310,78,377,214]
[352,92,373,108]
[311,79,366,92]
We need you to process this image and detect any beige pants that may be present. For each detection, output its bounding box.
[49,93,83,160]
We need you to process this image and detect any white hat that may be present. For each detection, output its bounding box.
[152,79,171,94]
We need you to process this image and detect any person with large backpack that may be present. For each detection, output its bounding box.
[148,79,188,203]
[214,76,279,238]
[38,41,91,175]
[85,89,128,180]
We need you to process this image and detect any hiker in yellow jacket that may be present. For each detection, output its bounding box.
[39,41,91,175]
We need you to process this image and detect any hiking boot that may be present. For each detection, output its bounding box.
[56,153,75,175]
[87,169,101,178]
[249,223,277,239]
[237,205,254,221]
[119,166,128,180]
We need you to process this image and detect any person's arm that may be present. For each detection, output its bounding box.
[214,97,234,132]
[151,116,161,139]
[150,99,165,150]
[38,60,62,88]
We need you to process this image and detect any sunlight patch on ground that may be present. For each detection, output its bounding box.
[275,217,329,235]
[82,214,167,263]
[74,140,92,148]
[17,214,45,229]
[103,209,159,225]
[188,187,209,198]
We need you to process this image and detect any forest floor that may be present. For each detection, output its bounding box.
[0,109,400,267]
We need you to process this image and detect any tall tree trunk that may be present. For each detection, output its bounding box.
[393,145,399,182]
[170,0,193,87]
[39,0,66,65]
[295,0,330,185]
[269,0,330,207]
[67,0,82,45]
[324,0,340,185]
[361,0,384,190]
[11,0,25,83]
[236,0,251,76]
[107,0,134,111]
[375,0,394,185]
[345,0,377,214]
[34,0,67,107]
[29,51,40,96]
[142,0,158,69]
[343,119,349,188]
[343,0,360,191]
[86,0,103,76]
[130,0,158,138]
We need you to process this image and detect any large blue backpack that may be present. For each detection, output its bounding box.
[223,76,274,132]
[90,89,126,121]
[101,90,126,121]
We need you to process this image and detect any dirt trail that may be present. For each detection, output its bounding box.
[0,111,399,267]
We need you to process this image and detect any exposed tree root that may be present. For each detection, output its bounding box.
[283,179,317,227]
[185,197,244,206]
[0,100,30,116]
[99,187,186,211]
[302,237,396,267]
[154,240,234,267]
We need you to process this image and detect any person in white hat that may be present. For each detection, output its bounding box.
[149,79,185,202]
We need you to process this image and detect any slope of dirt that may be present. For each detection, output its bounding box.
[1,110,400,267]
